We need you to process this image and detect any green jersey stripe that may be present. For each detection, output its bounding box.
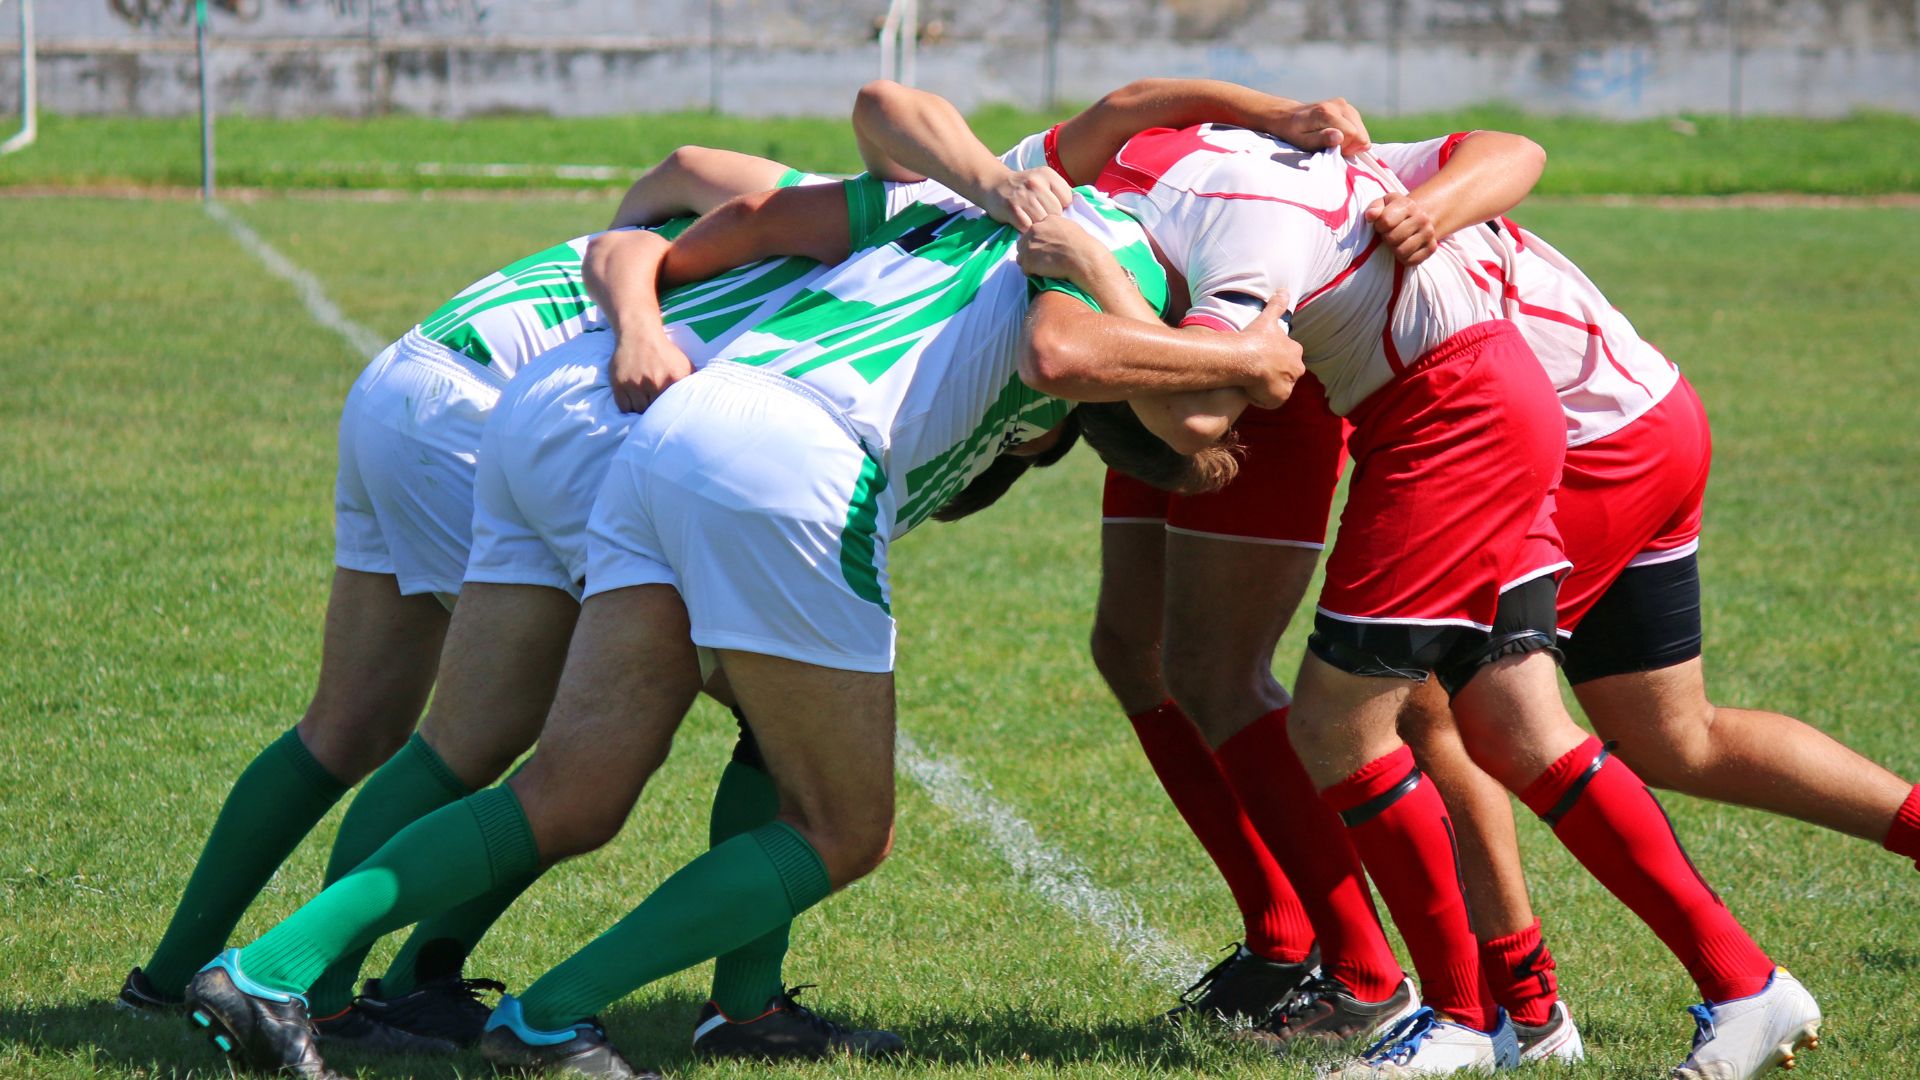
[838,454,891,613]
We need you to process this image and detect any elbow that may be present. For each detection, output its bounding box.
[1096,78,1161,116]
[1019,319,1092,398]
[1165,415,1228,457]
[1518,136,1547,181]
[855,79,907,125]
[658,144,722,182]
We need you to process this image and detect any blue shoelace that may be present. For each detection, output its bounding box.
[1359,1006,1439,1066]
[1686,1002,1717,1049]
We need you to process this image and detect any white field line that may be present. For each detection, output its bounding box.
[897,732,1204,988]
[204,206,1198,987]
[204,200,384,359]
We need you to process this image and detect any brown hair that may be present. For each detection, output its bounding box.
[1076,401,1241,495]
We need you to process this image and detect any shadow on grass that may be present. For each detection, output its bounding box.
[0,993,1247,1076]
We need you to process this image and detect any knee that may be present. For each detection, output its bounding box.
[296,706,413,784]
[1088,616,1161,702]
[529,794,631,862]
[1601,702,1721,789]
[800,817,894,889]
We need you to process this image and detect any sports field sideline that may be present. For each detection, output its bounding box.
[1,114,1917,1078]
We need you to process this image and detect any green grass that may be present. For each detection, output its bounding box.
[1,191,1917,1080]
[2,108,1917,194]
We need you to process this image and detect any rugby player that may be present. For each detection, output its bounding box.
[1366,129,1918,1076]
[855,84,1819,1079]
[120,151,907,1056]
[172,158,1308,1078]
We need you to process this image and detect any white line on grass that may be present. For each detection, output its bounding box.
[204,208,1199,989]
[898,732,1205,988]
[204,201,385,358]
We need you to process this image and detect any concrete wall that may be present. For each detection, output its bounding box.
[2,1,1916,117]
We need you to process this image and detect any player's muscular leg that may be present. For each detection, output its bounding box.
[1286,654,1416,787]
[1400,679,1536,938]
[297,567,451,782]
[1089,523,1168,714]
[509,585,704,862]
[1578,658,1913,843]
[1447,653,1589,792]
[417,582,581,789]
[1162,534,1318,748]
[718,649,897,889]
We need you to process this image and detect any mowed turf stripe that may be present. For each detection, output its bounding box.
[206,201,1205,991]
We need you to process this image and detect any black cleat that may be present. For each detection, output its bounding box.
[480,1014,656,1078]
[1164,942,1321,1025]
[350,974,503,1048]
[312,1000,460,1056]
[185,953,342,1079]
[691,986,906,1060]
[116,967,185,1016]
[1239,974,1421,1054]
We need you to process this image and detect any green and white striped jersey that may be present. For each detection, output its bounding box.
[714,176,1168,537]
[415,168,823,378]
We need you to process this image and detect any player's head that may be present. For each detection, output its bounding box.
[932,412,1083,523]
[1078,401,1241,495]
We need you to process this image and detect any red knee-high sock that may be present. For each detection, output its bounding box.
[1519,736,1773,1003]
[1480,919,1558,1027]
[1882,785,1920,870]
[1319,745,1496,1030]
[1129,701,1314,962]
[1218,709,1406,1003]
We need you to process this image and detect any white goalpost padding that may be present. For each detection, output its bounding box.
[1,0,34,156]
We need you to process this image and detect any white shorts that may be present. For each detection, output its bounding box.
[334,330,504,597]
[585,361,897,673]
[465,332,638,600]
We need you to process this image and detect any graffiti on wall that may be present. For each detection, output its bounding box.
[105,0,580,31]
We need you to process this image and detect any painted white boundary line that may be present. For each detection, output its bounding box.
[206,204,1200,989]
[898,732,1204,988]
[204,200,384,358]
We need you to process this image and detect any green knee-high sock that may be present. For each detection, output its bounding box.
[378,864,543,996]
[235,785,539,998]
[144,728,349,996]
[306,735,472,1014]
[707,735,791,1017]
[517,822,831,1031]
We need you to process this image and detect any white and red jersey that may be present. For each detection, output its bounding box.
[1371,134,1681,447]
[1011,123,1503,417]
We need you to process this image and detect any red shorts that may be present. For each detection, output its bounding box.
[1319,321,1568,630]
[1100,373,1348,547]
[1554,376,1711,632]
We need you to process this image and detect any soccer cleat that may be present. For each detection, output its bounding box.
[1512,999,1585,1063]
[115,967,185,1016]
[184,950,342,1079]
[350,974,504,1047]
[479,994,658,1079]
[1670,968,1821,1080]
[1164,942,1321,1025]
[1323,1006,1521,1078]
[1241,974,1421,1053]
[312,1000,460,1056]
[691,986,906,1060]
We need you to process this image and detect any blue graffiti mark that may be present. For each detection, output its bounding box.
[1566,45,1652,107]
[1201,45,1286,89]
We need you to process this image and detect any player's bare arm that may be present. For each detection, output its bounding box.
[594,182,851,412]
[852,81,1073,230]
[608,145,797,229]
[1047,78,1369,184]
[1016,214,1256,449]
[1021,289,1297,453]
[852,79,1365,218]
[1370,131,1547,265]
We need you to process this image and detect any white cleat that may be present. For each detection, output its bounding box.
[1671,968,1821,1080]
[1322,1007,1521,1077]
[1512,999,1585,1063]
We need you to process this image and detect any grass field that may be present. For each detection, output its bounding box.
[2,170,1918,1079]
[2,109,1918,195]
